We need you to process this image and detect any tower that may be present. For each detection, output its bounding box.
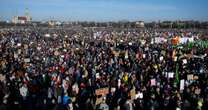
[25,8,32,22]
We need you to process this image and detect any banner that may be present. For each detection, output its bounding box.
[95,88,109,96]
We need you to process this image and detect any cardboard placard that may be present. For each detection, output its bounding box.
[187,74,194,80]
[174,56,177,62]
[161,50,166,56]
[0,74,6,82]
[130,87,136,100]
[24,44,28,49]
[96,96,105,105]
[195,88,201,95]
[193,76,199,80]
[125,50,128,59]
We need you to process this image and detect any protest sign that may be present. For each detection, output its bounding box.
[143,54,146,59]
[180,79,185,91]
[161,50,166,56]
[0,74,6,82]
[95,88,109,105]
[24,58,30,63]
[171,37,179,45]
[96,96,103,105]
[125,50,128,59]
[183,59,187,64]
[45,34,50,37]
[14,53,18,58]
[130,87,136,100]
[193,75,199,80]
[18,49,21,54]
[150,79,156,86]
[187,74,194,80]
[17,43,21,47]
[160,56,164,61]
[195,88,201,95]
[95,88,109,96]
[168,72,174,78]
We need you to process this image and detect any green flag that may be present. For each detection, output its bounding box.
[175,63,179,84]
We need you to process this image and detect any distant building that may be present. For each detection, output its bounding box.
[12,16,32,24]
[12,8,32,24]
[48,20,62,26]
[135,21,145,28]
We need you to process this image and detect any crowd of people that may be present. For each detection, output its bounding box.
[0,27,208,110]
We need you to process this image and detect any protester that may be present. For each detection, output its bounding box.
[0,27,208,110]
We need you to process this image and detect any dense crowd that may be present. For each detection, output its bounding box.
[0,27,208,110]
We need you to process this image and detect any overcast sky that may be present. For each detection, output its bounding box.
[0,0,208,22]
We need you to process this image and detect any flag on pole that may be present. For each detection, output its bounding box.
[175,63,179,84]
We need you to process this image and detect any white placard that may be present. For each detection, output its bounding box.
[135,92,143,99]
[45,34,50,37]
[180,79,185,91]
[17,43,21,47]
[183,59,187,64]
[174,56,177,62]
[168,72,174,78]
[14,53,18,58]
[160,56,164,61]
[24,58,30,63]
[37,47,41,50]
[143,54,146,58]
[18,49,21,54]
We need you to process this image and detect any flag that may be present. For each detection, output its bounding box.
[175,63,179,84]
